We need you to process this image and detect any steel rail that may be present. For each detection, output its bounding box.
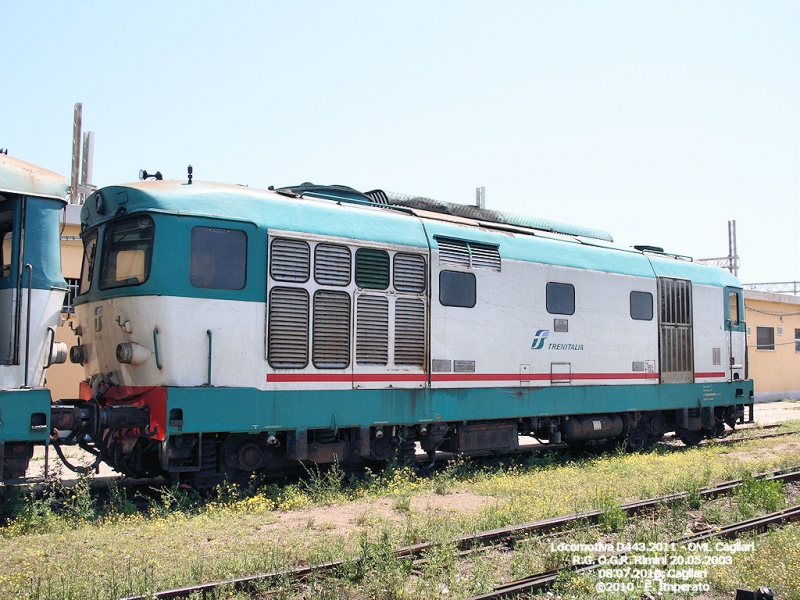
[121,465,800,600]
[466,504,800,600]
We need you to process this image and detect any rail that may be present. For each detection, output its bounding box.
[121,462,800,600]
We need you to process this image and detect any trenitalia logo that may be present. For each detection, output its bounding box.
[531,329,550,350]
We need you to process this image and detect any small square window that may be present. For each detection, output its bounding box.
[756,326,775,351]
[630,291,653,321]
[439,270,476,307]
[546,282,575,315]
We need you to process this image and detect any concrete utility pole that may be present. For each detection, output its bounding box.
[475,186,485,209]
[69,103,96,205]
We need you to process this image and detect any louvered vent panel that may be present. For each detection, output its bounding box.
[355,249,390,289]
[268,287,309,368]
[270,239,310,282]
[469,242,501,271]
[394,253,426,293]
[395,298,425,366]
[314,244,351,286]
[436,238,470,267]
[356,295,389,365]
[312,290,351,368]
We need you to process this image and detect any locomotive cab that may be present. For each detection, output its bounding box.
[0,155,70,479]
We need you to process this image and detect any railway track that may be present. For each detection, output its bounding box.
[466,504,800,600]
[122,464,800,600]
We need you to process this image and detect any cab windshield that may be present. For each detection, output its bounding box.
[98,216,155,290]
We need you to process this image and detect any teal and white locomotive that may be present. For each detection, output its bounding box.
[62,177,753,486]
[0,154,69,479]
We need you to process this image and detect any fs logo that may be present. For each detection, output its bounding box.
[531,329,550,350]
[94,306,104,333]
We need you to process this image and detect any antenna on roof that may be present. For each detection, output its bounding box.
[476,186,485,209]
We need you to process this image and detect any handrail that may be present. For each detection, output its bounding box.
[23,263,32,387]
[45,326,57,368]
[206,329,213,386]
[153,327,162,370]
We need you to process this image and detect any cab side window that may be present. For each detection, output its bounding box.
[190,227,247,290]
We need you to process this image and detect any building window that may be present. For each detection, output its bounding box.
[756,326,775,351]
[439,270,476,308]
[630,291,653,321]
[547,282,575,315]
[62,278,80,313]
[795,329,800,353]
[191,227,247,290]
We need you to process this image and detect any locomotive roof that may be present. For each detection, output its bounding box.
[83,180,742,289]
[0,154,69,202]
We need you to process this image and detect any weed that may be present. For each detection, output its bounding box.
[105,478,138,517]
[686,481,703,510]
[149,482,200,517]
[703,504,725,524]
[300,459,346,504]
[392,494,411,513]
[735,473,785,519]
[594,491,626,532]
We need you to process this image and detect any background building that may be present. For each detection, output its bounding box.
[744,289,800,402]
[47,205,83,401]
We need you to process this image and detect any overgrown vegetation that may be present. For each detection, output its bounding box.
[0,424,799,599]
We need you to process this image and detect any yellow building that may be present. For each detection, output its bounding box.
[744,289,800,402]
[47,204,83,401]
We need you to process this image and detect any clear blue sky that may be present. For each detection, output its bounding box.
[2,1,797,283]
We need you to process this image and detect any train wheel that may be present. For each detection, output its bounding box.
[676,429,704,447]
[624,425,650,451]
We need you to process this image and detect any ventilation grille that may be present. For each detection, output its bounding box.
[270,239,310,282]
[395,298,425,365]
[394,253,426,293]
[660,328,694,374]
[658,277,694,381]
[314,244,351,286]
[659,278,692,326]
[435,237,500,271]
[355,249,390,289]
[356,295,388,365]
[312,290,351,368]
[268,287,309,368]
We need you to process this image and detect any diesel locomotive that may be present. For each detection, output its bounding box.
[0,154,69,479]
[50,176,752,487]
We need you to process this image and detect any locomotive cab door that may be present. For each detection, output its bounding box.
[0,199,21,367]
[657,277,694,384]
[724,287,746,382]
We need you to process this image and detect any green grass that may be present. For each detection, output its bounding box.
[1,424,799,599]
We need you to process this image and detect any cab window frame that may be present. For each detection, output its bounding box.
[98,215,155,291]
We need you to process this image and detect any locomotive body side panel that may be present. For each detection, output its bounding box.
[65,180,754,482]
